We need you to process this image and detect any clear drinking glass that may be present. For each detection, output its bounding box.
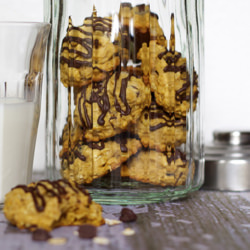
[45,0,204,204]
[0,22,51,203]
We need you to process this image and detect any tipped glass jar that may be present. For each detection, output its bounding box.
[44,0,204,204]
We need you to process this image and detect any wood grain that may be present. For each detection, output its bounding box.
[0,191,249,250]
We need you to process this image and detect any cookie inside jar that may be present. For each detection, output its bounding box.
[57,2,199,195]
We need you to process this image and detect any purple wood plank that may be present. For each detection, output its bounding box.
[0,191,249,250]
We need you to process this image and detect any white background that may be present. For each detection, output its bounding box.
[1,0,250,171]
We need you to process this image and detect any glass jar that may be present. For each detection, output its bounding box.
[44,0,204,204]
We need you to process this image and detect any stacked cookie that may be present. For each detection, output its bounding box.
[59,4,198,187]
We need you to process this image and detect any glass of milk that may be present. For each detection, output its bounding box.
[0,22,50,204]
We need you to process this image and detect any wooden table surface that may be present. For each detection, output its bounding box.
[0,168,250,250]
[0,186,250,250]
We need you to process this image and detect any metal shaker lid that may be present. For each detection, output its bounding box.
[204,131,250,191]
[213,131,250,145]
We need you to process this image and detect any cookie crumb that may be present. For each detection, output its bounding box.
[78,224,97,239]
[93,236,110,245]
[105,218,122,226]
[122,228,135,236]
[119,208,137,222]
[32,229,51,241]
[48,237,67,245]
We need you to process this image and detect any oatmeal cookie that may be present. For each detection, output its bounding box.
[3,180,104,231]
[133,4,166,46]
[151,46,198,116]
[59,123,84,159]
[62,137,142,184]
[149,12,166,46]
[60,14,120,87]
[74,68,151,142]
[121,149,190,187]
[137,15,198,116]
[132,4,150,58]
[134,99,186,151]
[118,3,165,66]
[118,2,132,66]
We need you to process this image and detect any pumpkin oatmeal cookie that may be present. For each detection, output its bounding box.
[62,137,141,184]
[3,180,104,231]
[134,99,186,152]
[60,15,120,87]
[121,149,191,187]
[73,69,150,142]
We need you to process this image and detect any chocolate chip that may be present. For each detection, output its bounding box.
[119,208,137,222]
[32,229,51,241]
[78,224,97,239]
[94,39,99,49]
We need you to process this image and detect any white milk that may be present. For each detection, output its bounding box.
[0,98,38,203]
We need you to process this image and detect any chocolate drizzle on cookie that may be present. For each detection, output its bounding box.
[88,141,105,150]
[61,37,93,63]
[77,69,140,131]
[89,16,113,33]
[60,15,114,69]
[60,17,93,68]
[166,149,187,166]
[92,80,111,126]
[114,133,128,153]
[77,75,111,128]
[114,71,131,116]
[148,99,186,131]
[157,49,187,74]
[13,180,92,212]
[74,148,87,161]
[72,133,130,165]
[16,184,46,212]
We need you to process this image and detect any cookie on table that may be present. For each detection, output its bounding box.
[121,149,190,187]
[74,68,151,142]
[3,180,104,231]
[62,137,142,184]
[60,14,120,87]
[134,99,186,152]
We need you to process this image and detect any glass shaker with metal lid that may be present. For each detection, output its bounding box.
[44,0,204,204]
